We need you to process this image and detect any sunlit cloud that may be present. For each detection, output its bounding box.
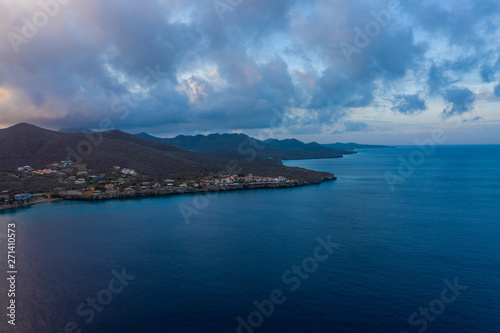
[0,0,498,144]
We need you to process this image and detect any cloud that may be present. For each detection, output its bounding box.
[391,94,427,115]
[0,0,498,136]
[403,0,500,49]
[344,121,368,132]
[494,84,500,97]
[462,116,485,123]
[427,57,478,95]
[480,66,495,83]
[427,64,451,95]
[442,87,475,118]
[480,57,500,83]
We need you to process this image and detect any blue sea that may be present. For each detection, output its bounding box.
[0,146,499,333]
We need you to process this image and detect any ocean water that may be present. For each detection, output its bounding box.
[0,146,499,333]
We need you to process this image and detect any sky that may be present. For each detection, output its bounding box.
[0,0,499,144]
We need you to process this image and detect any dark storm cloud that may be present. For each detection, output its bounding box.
[403,0,500,49]
[0,0,305,131]
[0,0,499,133]
[426,57,483,115]
[391,94,427,115]
[495,84,500,97]
[481,57,500,83]
[442,87,475,118]
[427,57,479,95]
[481,66,495,83]
[307,19,425,122]
[427,64,450,96]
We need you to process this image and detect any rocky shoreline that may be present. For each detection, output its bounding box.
[58,176,336,201]
[0,176,336,211]
[0,201,32,211]
[0,198,64,212]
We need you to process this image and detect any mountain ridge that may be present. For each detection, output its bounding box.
[0,124,334,191]
[135,132,354,160]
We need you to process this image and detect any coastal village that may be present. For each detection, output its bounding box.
[0,160,297,209]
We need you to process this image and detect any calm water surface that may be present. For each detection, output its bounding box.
[0,146,499,332]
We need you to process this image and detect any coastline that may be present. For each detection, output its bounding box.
[0,176,335,212]
[0,172,336,212]
[58,176,336,201]
[0,198,64,212]
[0,176,335,211]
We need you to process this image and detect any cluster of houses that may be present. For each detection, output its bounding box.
[17,161,74,174]
[17,161,73,177]
[199,174,287,186]
[18,165,61,176]
[79,181,162,195]
[0,193,32,203]
[71,170,288,196]
[75,173,290,196]
[14,162,143,187]
[8,159,292,199]
[32,169,59,175]
[17,165,34,172]
[121,168,137,175]
[48,161,73,168]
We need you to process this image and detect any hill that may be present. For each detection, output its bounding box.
[0,123,222,177]
[135,132,353,160]
[0,124,333,192]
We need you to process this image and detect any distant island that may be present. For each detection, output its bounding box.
[0,123,382,211]
[322,143,394,150]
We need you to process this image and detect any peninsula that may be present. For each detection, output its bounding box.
[0,123,340,211]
